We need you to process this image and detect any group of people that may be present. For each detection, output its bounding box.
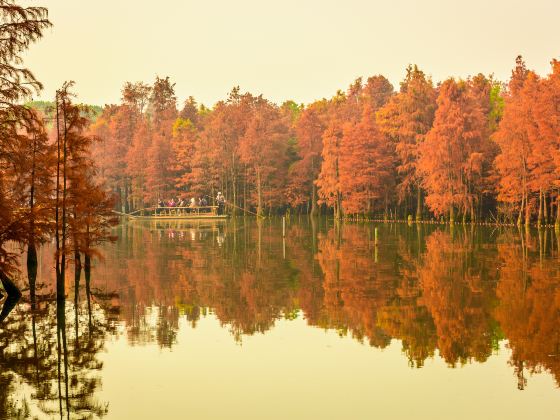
[156,192,226,215]
[158,196,208,208]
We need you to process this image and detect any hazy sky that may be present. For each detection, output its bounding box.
[23,0,560,107]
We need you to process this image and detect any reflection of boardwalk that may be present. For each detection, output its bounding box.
[128,218,227,232]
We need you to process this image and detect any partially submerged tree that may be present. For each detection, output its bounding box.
[0,0,51,287]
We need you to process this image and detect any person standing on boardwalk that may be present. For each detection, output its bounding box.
[216,192,225,215]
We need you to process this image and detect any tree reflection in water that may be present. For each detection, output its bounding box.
[0,247,118,418]
[93,220,560,390]
[1,219,560,417]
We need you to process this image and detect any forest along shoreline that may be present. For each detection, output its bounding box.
[86,57,560,228]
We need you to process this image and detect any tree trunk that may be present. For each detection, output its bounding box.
[335,192,342,220]
[74,250,82,341]
[0,271,22,323]
[243,168,248,215]
[544,191,549,225]
[84,254,93,330]
[449,206,455,224]
[310,182,317,216]
[517,195,524,226]
[256,167,262,217]
[384,191,388,222]
[123,181,130,213]
[525,192,531,226]
[27,243,38,306]
[416,188,422,221]
[556,190,560,228]
[538,189,543,227]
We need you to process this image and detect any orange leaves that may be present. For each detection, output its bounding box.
[339,105,394,214]
[493,57,560,223]
[287,103,326,208]
[239,100,290,214]
[317,76,394,216]
[418,78,488,218]
[377,65,436,202]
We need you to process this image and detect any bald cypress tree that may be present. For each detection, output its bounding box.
[0,1,50,286]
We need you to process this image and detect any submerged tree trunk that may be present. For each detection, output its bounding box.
[544,191,549,225]
[556,191,560,228]
[0,271,22,323]
[27,243,38,306]
[310,182,317,216]
[84,254,93,331]
[74,251,82,342]
[416,187,422,221]
[525,191,531,226]
[517,195,524,226]
[256,166,262,217]
[384,191,388,222]
[449,205,455,224]
[538,189,543,227]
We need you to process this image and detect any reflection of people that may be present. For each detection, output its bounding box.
[216,192,225,215]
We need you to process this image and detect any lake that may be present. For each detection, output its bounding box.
[1,218,560,419]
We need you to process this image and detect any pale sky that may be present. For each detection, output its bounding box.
[23,0,560,108]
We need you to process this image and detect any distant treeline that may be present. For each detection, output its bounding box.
[91,56,560,225]
[26,100,103,125]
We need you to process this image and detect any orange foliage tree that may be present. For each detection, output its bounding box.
[0,0,51,282]
[493,57,537,225]
[418,79,488,222]
[287,101,327,214]
[377,65,436,220]
[239,99,290,216]
[339,104,394,215]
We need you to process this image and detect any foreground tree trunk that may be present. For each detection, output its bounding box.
[0,271,22,323]
[74,251,82,340]
[84,254,93,330]
[27,243,38,305]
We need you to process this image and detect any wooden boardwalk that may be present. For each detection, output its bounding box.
[123,206,228,220]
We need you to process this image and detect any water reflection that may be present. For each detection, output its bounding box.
[99,220,560,387]
[1,219,560,417]
[0,251,116,418]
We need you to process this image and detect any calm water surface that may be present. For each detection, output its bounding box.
[1,219,560,419]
